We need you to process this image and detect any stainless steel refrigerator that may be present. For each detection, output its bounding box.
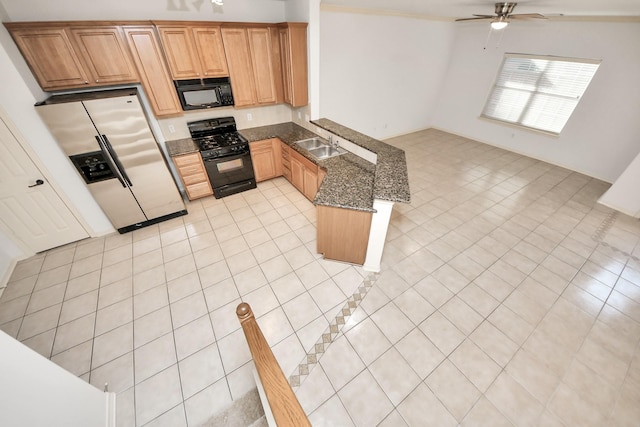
[36,88,186,233]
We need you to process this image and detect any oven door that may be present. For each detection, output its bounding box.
[202,151,257,198]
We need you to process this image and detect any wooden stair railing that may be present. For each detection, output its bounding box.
[236,303,311,427]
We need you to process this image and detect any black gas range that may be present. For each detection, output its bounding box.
[188,116,250,159]
[188,117,256,198]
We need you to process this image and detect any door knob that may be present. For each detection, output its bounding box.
[28,179,44,188]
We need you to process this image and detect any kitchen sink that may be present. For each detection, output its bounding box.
[308,145,345,159]
[295,137,346,160]
[295,137,327,150]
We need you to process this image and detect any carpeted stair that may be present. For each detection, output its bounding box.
[198,388,266,427]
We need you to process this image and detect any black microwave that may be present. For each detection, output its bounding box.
[174,77,235,111]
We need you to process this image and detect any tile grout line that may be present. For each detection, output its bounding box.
[591,210,640,263]
[289,272,379,391]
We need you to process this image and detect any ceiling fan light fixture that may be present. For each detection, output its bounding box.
[491,17,509,30]
[211,0,223,5]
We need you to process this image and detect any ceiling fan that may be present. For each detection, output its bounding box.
[456,2,547,30]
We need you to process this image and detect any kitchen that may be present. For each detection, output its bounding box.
[0,0,639,426]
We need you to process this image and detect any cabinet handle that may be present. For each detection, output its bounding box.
[96,79,100,83]
[84,81,89,84]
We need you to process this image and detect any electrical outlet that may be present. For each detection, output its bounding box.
[297,111,302,119]
[168,124,175,133]
[247,113,253,121]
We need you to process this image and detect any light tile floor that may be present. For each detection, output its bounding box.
[2,128,640,426]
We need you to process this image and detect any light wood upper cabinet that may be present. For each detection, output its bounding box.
[6,24,138,90]
[278,23,308,107]
[247,27,278,105]
[192,26,228,77]
[221,25,277,108]
[6,26,92,90]
[122,25,183,117]
[156,24,228,79]
[69,27,139,85]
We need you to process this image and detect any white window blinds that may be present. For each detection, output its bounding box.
[482,54,600,134]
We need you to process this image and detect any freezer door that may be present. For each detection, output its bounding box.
[36,100,147,227]
[36,102,103,156]
[82,95,185,221]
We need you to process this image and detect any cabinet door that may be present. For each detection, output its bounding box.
[317,205,372,265]
[157,26,201,79]
[221,28,257,107]
[123,26,183,117]
[278,28,292,105]
[290,156,304,193]
[247,28,277,105]
[70,27,138,85]
[249,139,277,182]
[303,166,318,200]
[7,26,91,90]
[192,26,229,78]
[279,23,308,107]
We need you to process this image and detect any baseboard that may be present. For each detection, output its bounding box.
[0,258,18,299]
[429,125,615,184]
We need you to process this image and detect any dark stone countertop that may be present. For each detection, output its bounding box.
[166,120,410,212]
[165,137,199,157]
[311,119,411,206]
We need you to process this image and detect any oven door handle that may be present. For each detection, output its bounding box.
[202,151,250,162]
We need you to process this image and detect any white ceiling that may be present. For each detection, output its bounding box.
[320,0,640,18]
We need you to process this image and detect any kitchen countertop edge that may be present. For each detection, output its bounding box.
[165,120,410,212]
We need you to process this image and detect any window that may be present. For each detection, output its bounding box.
[482,54,600,134]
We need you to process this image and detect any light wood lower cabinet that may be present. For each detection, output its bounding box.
[289,148,320,201]
[249,138,282,182]
[173,152,213,200]
[281,141,292,181]
[317,205,372,265]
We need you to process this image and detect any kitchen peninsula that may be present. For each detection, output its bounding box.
[166,119,410,271]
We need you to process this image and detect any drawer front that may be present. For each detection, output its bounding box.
[182,171,209,186]
[174,153,202,167]
[282,167,291,181]
[185,181,213,199]
[281,157,290,169]
[250,139,275,151]
[178,164,204,176]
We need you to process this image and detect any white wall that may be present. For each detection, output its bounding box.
[0,330,113,427]
[599,150,640,217]
[319,10,456,139]
[432,20,640,183]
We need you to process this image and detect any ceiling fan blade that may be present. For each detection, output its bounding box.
[472,14,495,18]
[509,13,548,19]
[455,16,494,21]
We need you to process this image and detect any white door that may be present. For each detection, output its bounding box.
[0,112,89,253]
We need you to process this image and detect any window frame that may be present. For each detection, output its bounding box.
[481,53,601,135]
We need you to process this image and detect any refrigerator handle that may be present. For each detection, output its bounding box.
[101,134,133,187]
[94,135,126,188]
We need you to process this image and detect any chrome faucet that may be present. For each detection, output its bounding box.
[329,135,339,148]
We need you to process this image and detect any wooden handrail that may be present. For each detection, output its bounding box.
[236,303,311,427]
